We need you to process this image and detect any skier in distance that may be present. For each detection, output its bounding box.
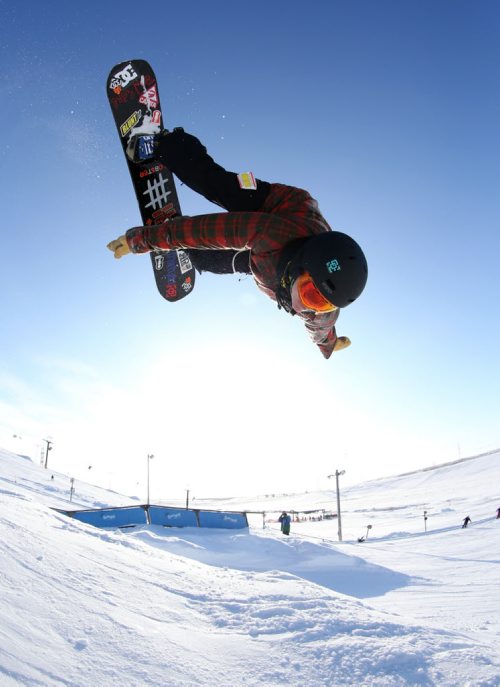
[107,129,368,359]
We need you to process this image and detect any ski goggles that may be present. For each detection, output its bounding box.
[296,272,337,313]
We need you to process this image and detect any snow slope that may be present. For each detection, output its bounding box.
[0,447,498,686]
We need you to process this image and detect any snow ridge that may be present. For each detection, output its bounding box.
[0,447,499,686]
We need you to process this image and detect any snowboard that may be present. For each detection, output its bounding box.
[106,59,195,302]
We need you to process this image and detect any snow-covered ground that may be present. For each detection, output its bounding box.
[0,447,498,686]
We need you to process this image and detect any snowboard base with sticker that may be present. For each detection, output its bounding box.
[106,59,195,302]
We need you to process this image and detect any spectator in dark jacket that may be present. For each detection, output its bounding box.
[108,129,367,358]
[279,512,292,536]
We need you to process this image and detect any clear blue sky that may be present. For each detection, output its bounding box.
[1,1,499,499]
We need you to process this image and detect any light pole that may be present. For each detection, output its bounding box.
[43,439,53,469]
[328,469,346,541]
[146,454,154,505]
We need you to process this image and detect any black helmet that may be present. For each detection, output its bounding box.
[300,232,368,308]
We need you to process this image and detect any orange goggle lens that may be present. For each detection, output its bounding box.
[297,274,337,312]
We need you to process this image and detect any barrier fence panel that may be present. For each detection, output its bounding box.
[149,506,199,527]
[198,510,248,529]
[70,506,147,528]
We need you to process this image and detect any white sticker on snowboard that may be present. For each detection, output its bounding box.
[109,63,138,93]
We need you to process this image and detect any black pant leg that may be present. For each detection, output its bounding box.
[157,129,271,212]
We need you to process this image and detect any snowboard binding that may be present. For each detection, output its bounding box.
[126,128,184,164]
[126,134,158,163]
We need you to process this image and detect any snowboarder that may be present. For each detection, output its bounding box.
[462,516,472,528]
[107,129,368,359]
[279,512,291,536]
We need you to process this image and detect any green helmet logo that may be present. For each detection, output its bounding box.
[326,259,341,273]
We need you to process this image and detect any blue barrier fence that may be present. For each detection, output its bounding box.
[149,506,198,528]
[56,504,249,531]
[70,506,147,528]
[198,510,248,529]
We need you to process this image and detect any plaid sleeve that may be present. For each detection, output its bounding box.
[126,184,330,255]
[301,309,340,359]
[127,211,302,254]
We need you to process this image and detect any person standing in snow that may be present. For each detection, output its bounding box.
[462,516,472,528]
[107,129,368,359]
[495,507,500,519]
[279,512,292,536]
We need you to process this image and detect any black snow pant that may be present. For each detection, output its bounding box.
[157,129,271,274]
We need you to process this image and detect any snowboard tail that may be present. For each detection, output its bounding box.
[106,60,195,302]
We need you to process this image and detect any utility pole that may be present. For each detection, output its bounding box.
[43,439,53,469]
[146,454,154,505]
[186,489,190,509]
[328,469,346,541]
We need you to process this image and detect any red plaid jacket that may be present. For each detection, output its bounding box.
[126,183,340,358]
